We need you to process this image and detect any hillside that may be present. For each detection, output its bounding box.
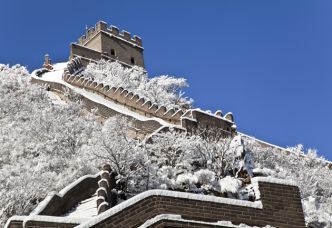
[0,62,331,227]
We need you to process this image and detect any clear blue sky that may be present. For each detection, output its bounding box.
[1,0,331,160]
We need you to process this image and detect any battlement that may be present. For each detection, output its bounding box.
[71,20,145,68]
[63,57,236,136]
[77,21,142,48]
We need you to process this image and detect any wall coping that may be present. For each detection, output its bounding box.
[5,176,301,228]
[30,173,100,216]
[138,214,272,228]
[76,177,300,228]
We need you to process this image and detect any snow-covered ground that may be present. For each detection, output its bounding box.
[31,63,177,128]
[63,194,98,218]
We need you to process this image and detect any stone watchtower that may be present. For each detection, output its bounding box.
[70,21,144,68]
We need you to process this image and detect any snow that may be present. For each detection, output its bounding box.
[75,189,263,228]
[31,65,178,128]
[63,194,98,218]
[180,116,197,122]
[138,214,275,228]
[239,132,289,152]
[52,62,68,71]
[47,91,67,106]
[252,168,275,176]
[252,176,297,187]
[183,108,234,124]
[22,215,88,227]
[219,176,242,194]
[4,216,25,228]
[4,215,88,228]
[31,173,99,215]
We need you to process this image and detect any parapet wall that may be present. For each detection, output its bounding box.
[78,21,142,48]
[80,179,305,228]
[6,177,305,228]
[64,57,235,132]
[64,58,184,125]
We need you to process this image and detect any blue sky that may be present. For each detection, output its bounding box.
[1,0,331,160]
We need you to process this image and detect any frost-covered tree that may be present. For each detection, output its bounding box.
[82,60,193,109]
[81,116,147,193]
[0,64,100,225]
[143,128,250,197]
[245,139,332,227]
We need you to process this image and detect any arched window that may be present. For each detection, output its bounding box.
[131,57,135,64]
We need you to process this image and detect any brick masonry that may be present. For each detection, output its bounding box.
[85,181,305,228]
[6,180,305,228]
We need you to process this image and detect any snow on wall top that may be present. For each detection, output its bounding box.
[138,214,275,228]
[75,189,263,228]
[64,57,235,129]
[30,173,100,216]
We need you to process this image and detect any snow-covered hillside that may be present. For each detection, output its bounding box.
[0,62,331,227]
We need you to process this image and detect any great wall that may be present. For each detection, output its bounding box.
[4,20,324,227]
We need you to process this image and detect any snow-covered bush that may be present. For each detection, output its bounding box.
[82,60,193,109]
[245,139,332,227]
[142,128,251,196]
[218,176,242,194]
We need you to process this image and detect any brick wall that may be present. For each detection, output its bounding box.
[6,179,305,228]
[83,181,305,228]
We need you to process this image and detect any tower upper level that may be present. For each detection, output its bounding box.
[70,21,145,68]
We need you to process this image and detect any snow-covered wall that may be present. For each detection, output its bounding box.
[75,177,304,228]
[63,57,236,136]
[5,175,305,228]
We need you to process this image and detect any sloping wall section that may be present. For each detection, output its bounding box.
[5,177,305,228]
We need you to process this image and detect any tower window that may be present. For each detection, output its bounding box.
[131,57,135,64]
[110,49,116,56]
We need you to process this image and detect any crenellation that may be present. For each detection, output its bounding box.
[62,57,236,134]
[136,97,145,106]
[121,30,131,41]
[72,20,145,67]
[224,112,234,122]
[96,20,107,32]
[149,104,158,113]
[109,25,119,36]
[77,21,142,47]
[133,35,142,46]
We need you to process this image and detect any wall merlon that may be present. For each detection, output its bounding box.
[78,21,142,47]
[96,21,107,32]
[150,104,158,113]
[109,25,119,35]
[136,97,145,106]
[121,30,131,41]
[133,35,142,46]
